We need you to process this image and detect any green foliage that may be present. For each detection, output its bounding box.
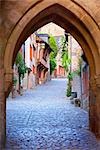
[66,80,72,97]
[15,52,27,78]
[72,58,82,76]
[13,76,17,86]
[67,72,73,81]
[49,35,58,75]
[60,36,73,97]
[77,58,82,76]
[66,72,73,97]
[61,36,67,51]
[50,59,57,75]
[62,52,71,72]
[73,69,81,76]
[61,36,70,72]
[15,52,23,65]
[49,35,58,57]
[50,51,56,59]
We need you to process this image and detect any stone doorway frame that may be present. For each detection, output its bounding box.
[1,0,100,147]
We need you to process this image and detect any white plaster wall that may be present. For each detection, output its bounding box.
[25,37,30,68]
[37,22,65,36]
[72,75,81,99]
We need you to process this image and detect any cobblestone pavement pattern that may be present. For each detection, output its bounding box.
[5,79,100,150]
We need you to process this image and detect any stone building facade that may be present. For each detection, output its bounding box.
[38,23,95,112]
[70,36,89,111]
[23,34,37,90]
[12,33,51,97]
[38,23,66,78]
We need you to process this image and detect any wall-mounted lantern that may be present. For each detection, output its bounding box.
[41,43,45,49]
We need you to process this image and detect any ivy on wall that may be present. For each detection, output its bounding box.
[49,35,58,75]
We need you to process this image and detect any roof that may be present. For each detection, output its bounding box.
[36,34,49,44]
[36,34,52,53]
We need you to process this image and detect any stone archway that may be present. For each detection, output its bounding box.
[0,0,100,147]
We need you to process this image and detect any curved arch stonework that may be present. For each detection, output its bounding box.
[0,0,100,147]
[4,0,100,91]
[89,74,100,137]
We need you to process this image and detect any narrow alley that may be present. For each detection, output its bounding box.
[6,79,100,150]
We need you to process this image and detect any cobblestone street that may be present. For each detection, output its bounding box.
[5,79,100,150]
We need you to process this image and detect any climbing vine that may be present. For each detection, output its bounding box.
[49,35,58,75]
[61,36,72,97]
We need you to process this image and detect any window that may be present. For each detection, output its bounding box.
[30,45,32,61]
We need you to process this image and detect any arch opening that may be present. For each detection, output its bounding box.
[3,2,100,144]
[4,3,100,78]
